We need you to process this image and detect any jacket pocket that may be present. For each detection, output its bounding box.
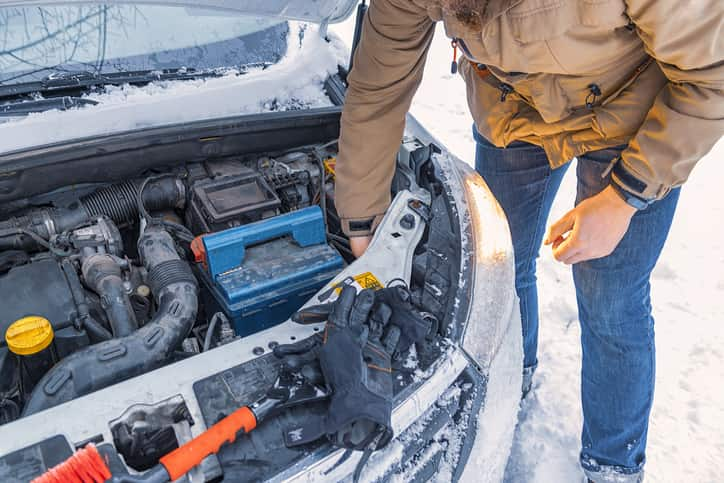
[508,0,576,43]
[508,0,628,43]
[578,0,628,28]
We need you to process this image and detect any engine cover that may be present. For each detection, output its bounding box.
[0,259,89,363]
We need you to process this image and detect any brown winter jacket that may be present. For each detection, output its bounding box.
[335,0,724,236]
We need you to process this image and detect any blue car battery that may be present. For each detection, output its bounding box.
[196,206,344,337]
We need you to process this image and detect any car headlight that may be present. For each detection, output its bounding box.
[463,170,513,263]
[455,163,520,373]
[454,162,524,483]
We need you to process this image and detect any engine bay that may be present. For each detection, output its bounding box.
[0,119,487,483]
[0,136,458,436]
[0,143,354,423]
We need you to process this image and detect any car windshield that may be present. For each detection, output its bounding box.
[0,4,290,86]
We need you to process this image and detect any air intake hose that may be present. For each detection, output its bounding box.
[22,225,198,416]
[0,177,185,251]
[80,177,185,225]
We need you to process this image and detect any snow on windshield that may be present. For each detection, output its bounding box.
[0,23,346,155]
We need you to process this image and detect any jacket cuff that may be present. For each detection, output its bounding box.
[340,214,385,238]
[611,157,671,201]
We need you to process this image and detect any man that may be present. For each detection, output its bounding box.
[334,0,723,481]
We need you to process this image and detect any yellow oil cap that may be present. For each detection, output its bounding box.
[5,316,54,356]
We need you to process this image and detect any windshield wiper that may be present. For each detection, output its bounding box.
[0,68,226,100]
[0,96,99,117]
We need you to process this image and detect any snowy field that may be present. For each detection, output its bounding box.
[335,19,724,483]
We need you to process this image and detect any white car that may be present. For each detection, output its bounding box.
[0,2,522,481]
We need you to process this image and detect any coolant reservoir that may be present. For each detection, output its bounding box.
[5,316,54,356]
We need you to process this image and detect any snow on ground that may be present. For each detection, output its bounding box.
[335,19,724,483]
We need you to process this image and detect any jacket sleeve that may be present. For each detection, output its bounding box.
[335,0,435,237]
[615,0,724,201]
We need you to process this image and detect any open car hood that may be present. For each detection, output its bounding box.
[0,0,358,23]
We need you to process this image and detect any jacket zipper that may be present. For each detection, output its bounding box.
[451,37,477,73]
[451,38,527,104]
[450,40,459,74]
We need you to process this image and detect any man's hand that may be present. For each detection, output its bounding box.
[350,236,372,258]
[544,185,637,265]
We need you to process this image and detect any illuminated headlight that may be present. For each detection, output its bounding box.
[456,163,521,374]
[451,163,524,483]
[463,171,513,263]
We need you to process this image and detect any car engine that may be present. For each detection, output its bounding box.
[0,145,346,425]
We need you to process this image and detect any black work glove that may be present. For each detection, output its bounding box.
[373,285,433,356]
[274,286,400,451]
[289,285,432,356]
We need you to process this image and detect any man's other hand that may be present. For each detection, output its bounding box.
[544,185,637,265]
[350,236,372,258]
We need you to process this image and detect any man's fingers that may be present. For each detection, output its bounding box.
[545,211,576,245]
[559,247,585,264]
[566,248,612,265]
[350,236,372,258]
[553,243,578,263]
[552,226,580,262]
[564,252,589,265]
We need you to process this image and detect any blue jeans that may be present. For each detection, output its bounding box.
[473,129,680,482]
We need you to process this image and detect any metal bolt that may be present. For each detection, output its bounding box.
[400,214,416,230]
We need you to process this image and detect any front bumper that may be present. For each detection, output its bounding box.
[406,115,523,482]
